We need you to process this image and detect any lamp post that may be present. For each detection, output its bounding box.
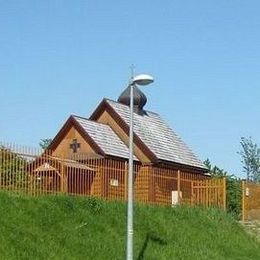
[126,74,154,260]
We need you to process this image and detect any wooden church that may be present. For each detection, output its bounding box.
[32,85,209,205]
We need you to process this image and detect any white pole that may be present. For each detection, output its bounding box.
[126,83,134,260]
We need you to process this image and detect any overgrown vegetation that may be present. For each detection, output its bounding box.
[39,138,52,150]
[0,192,259,260]
[239,136,260,182]
[204,159,242,219]
[0,146,28,188]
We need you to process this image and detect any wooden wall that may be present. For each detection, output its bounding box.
[52,126,95,158]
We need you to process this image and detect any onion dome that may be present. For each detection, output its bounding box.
[117,85,147,110]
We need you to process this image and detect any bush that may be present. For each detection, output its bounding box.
[226,177,242,219]
[204,159,242,219]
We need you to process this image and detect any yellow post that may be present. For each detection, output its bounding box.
[223,177,226,211]
[124,162,128,201]
[63,171,68,193]
[191,181,194,206]
[241,180,245,222]
[177,170,181,204]
[206,179,209,207]
[60,161,66,193]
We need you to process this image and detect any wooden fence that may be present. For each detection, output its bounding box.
[242,181,260,221]
[0,143,226,209]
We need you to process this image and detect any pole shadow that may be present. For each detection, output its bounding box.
[137,232,167,260]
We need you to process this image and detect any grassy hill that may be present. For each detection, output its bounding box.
[0,192,259,260]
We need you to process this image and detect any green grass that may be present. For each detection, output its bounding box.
[0,192,259,260]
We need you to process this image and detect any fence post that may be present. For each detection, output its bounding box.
[177,170,181,204]
[60,161,65,193]
[206,179,209,207]
[241,180,245,222]
[223,177,226,211]
[191,181,194,206]
[149,166,155,204]
[124,162,128,201]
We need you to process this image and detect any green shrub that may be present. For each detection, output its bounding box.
[226,177,242,219]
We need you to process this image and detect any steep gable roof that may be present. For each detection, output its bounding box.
[49,115,136,160]
[73,115,136,160]
[91,99,207,171]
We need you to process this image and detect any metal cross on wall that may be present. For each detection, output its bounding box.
[70,139,80,153]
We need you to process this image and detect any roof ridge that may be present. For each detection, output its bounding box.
[104,98,159,116]
[103,97,116,102]
[71,114,110,127]
[71,114,88,120]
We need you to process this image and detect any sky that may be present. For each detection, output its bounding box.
[0,1,260,178]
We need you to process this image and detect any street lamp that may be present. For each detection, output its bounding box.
[126,73,154,260]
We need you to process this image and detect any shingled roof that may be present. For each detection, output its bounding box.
[72,115,136,160]
[103,99,206,170]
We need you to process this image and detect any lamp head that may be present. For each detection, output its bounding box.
[132,74,154,86]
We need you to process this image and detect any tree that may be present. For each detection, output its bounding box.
[238,137,260,183]
[204,158,227,178]
[39,139,52,150]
